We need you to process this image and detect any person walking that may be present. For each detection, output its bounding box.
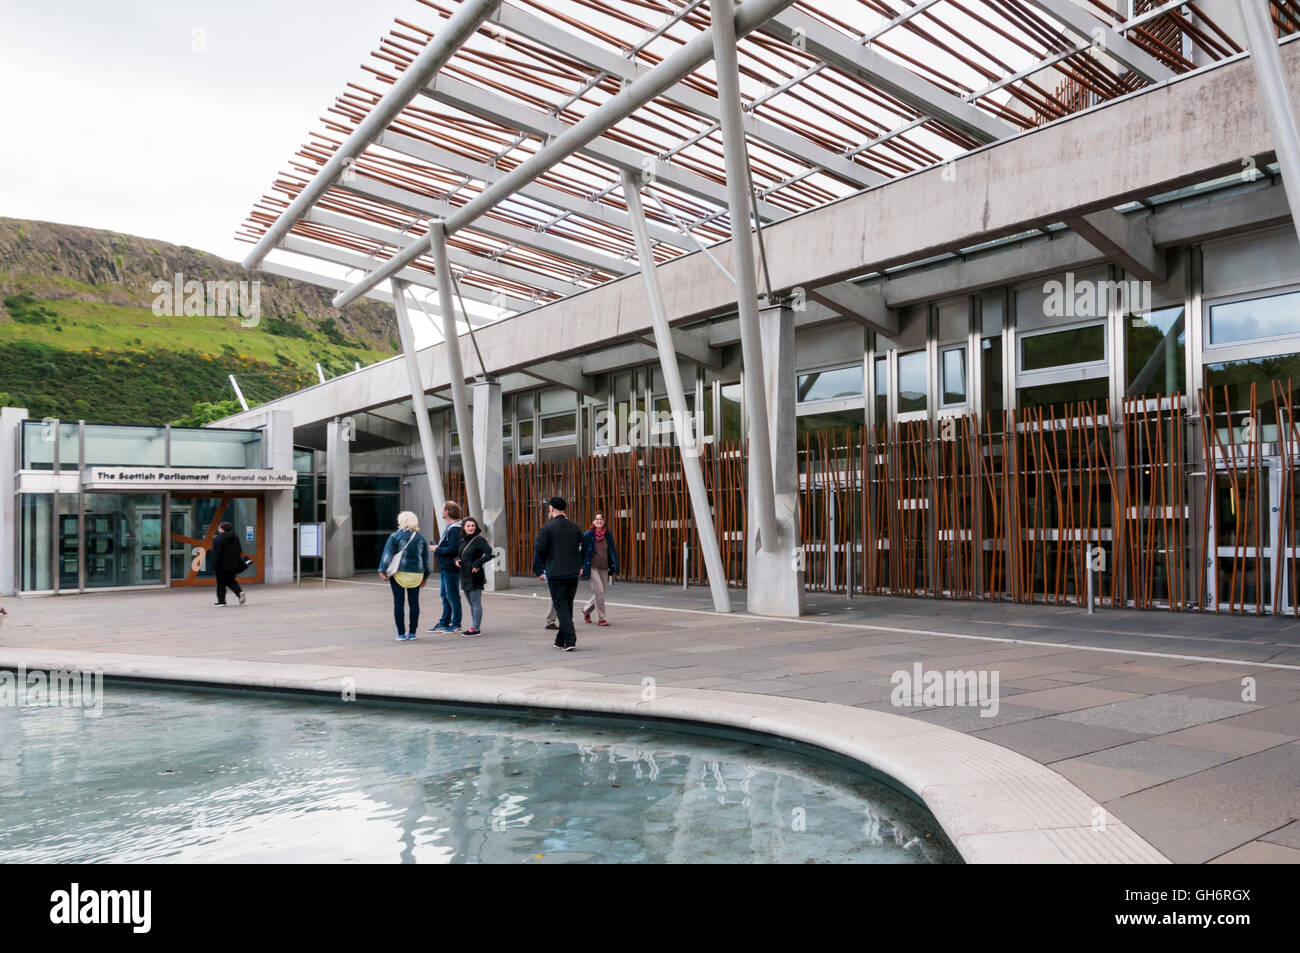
[211,521,252,607]
[378,511,431,641]
[533,496,584,651]
[456,517,495,637]
[429,501,464,633]
[580,512,619,626]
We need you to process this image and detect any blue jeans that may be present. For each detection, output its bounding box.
[390,577,421,635]
[438,569,462,628]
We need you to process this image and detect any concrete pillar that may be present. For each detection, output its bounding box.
[325,418,355,578]
[1,407,29,596]
[473,379,510,591]
[747,302,806,617]
[263,409,295,584]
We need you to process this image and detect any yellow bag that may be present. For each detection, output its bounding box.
[392,571,423,589]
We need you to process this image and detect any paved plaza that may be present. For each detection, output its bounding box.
[2,578,1298,864]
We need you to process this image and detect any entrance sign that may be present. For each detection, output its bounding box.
[296,522,327,588]
[82,467,296,491]
[298,523,323,558]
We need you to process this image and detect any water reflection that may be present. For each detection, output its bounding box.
[0,689,959,864]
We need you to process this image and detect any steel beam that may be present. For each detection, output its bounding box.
[420,73,788,222]
[377,130,690,250]
[305,208,583,297]
[485,4,882,189]
[1020,0,1174,83]
[622,170,732,612]
[335,174,634,276]
[429,223,483,523]
[242,0,503,270]
[1240,0,1300,237]
[333,0,802,308]
[392,278,449,536]
[714,0,781,554]
[763,10,1016,143]
[280,235,530,315]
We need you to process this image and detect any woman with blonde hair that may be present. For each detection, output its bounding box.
[379,510,431,641]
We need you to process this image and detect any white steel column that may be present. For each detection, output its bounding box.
[1240,0,1300,234]
[428,223,483,521]
[711,0,780,554]
[392,278,449,535]
[622,170,732,613]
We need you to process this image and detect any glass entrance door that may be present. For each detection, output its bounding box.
[169,494,264,587]
[1210,459,1279,613]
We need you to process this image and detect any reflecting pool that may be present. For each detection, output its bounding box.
[0,686,959,863]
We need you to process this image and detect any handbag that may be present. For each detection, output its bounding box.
[384,530,417,577]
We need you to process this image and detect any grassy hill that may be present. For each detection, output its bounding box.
[0,218,400,424]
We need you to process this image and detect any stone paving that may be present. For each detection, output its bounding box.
[2,576,1297,864]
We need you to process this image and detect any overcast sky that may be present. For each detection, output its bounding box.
[0,0,424,262]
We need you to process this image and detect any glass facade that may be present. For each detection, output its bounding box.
[897,351,927,414]
[11,420,270,592]
[1208,289,1300,345]
[83,494,165,589]
[1126,306,1186,399]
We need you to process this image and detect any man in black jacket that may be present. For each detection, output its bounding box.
[211,521,250,606]
[533,496,584,650]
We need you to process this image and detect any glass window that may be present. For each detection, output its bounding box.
[57,493,79,590]
[797,364,863,403]
[1208,289,1300,346]
[874,356,888,423]
[1126,306,1186,398]
[982,338,1003,416]
[897,351,927,414]
[1021,325,1105,371]
[20,493,54,591]
[83,424,166,468]
[170,428,262,468]
[1204,352,1300,436]
[942,347,967,405]
[1017,378,1108,413]
[516,391,536,416]
[83,493,165,588]
[541,412,576,439]
[293,448,314,473]
[797,408,864,440]
[517,419,535,456]
[20,420,79,470]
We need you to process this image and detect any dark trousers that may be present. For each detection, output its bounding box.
[438,569,462,628]
[547,575,579,647]
[215,570,243,605]
[390,578,421,634]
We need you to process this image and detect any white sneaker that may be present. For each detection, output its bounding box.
[238,592,247,606]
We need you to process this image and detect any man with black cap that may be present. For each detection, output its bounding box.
[532,496,585,650]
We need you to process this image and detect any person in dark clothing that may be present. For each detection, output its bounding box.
[379,511,431,641]
[430,500,464,632]
[532,496,585,650]
[580,512,619,625]
[456,517,495,636]
[211,521,251,607]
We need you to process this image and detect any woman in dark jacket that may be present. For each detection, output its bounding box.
[456,517,495,636]
[579,512,619,626]
[378,511,431,642]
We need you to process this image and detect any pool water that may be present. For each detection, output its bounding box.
[0,686,959,863]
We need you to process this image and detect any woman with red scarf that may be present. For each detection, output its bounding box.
[579,512,619,626]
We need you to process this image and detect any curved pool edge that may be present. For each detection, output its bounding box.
[0,647,1171,864]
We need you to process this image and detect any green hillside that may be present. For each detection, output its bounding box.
[0,218,399,424]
